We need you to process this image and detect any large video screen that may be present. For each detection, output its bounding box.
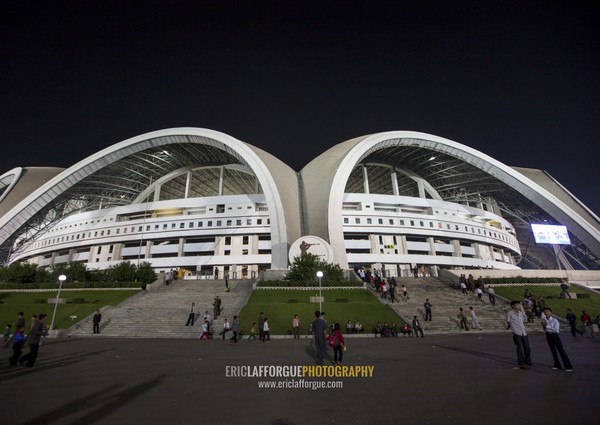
[531,224,571,245]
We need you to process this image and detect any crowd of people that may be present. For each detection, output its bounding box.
[5,311,47,368]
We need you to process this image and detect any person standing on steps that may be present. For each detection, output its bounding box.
[469,306,482,330]
[458,308,469,331]
[487,286,496,305]
[412,315,424,338]
[92,310,102,334]
[424,299,432,321]
[198,320,211,341]
[185,303,196,326]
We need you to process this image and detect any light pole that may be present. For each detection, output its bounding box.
[49,274,66,335]
[316,271,323,312]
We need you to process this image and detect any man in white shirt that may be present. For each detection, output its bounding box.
[542,308,573,371]
[506,301,532,369]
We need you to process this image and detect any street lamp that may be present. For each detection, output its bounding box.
[316,271,323,312]
[49,274,66,335]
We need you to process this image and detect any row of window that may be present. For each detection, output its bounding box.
[342,216,515,245]
[35,218,271,249]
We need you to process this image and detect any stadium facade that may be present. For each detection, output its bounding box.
[1,128,599,278]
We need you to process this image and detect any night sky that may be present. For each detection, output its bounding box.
[2,1,599,214]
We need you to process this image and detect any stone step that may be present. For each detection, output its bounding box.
[68,279,253,338]
[372,276,541,335]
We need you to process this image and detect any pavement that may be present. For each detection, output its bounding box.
[1,332,599,425]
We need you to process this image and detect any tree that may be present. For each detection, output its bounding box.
[136,262,157,284]
[285,253,344,283]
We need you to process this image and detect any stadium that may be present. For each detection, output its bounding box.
[0,128,599,278]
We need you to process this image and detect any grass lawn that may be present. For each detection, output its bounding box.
[237,289,404,335]
[0,290,139,331]
[492,285,600,320]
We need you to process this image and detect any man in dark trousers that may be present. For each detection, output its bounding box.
[92,310,102,334]
[312,311,327,364]
[424,299,432,321]
[185,302,196,326]
[565,308,583,336]
[541,308,573,371]
[19,313,46,367]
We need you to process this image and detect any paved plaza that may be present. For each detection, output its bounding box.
[2,333,599,425]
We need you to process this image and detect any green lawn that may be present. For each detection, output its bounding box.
[236,289,404,335]
[492,285,600,320]
[0,290,139,331]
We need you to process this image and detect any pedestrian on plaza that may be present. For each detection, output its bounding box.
[328,322,345,365]
[261,318,270,342]
[231,315,239,342]
[541,308,573,372]
[506,301,532,369]
[292,314,301,339]
[3,324,11,347]
[565,309,583,336]
[258,312,265,341]
[19,313,47,367]
[312,311,327,363]
[8,328,25,366]
[581,310,595,338]
[247,322,258,341]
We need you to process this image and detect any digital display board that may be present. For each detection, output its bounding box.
[531,224,571,245]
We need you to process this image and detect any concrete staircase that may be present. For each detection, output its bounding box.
[376,277,541,335]
[68,279,253,339]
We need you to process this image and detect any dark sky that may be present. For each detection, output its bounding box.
[2,1,599,214]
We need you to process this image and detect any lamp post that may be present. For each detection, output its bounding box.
[316,271,323,312]
[49,274,66,335]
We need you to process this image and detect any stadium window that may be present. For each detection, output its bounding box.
[344,218,349,224]
[216,220,222,226]
[236,219,242,226]
[389,219,394,225]
[355,218,360,224]
[243,236,249,244]
[257,219,263,225]
[246,219,252,225]
[378,219,383,224]
[367,218,372,224]
[227,220,232,226]
[225,236,231,245]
